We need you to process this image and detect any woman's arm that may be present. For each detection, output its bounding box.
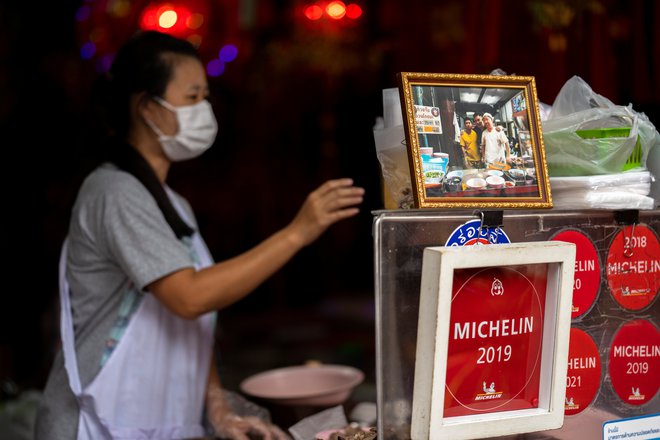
[148,178,364,319]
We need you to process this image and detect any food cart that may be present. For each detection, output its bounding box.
[373,208,659,439]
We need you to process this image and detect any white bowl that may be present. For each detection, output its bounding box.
[486,175,505,188]
[424,169,444,184]
[240,364,364,407]
[486,170,503,177]
[466,177,487,190]
[508,169,526,180]
[446,170,463,180]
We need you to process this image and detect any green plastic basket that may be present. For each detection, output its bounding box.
[575,127,643,171]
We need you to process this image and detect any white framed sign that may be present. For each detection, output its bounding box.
[411,241,576,440]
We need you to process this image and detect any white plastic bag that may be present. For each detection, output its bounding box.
[549,171,655,210]
[542,76,659,177]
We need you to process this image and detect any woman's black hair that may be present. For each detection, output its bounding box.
[102,30,200,139]
[93,30,201,239]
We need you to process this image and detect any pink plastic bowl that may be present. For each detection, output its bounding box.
[240,364,364,407]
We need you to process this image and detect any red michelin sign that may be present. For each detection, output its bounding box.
[551,229,601,319]
[444,264,547,417]
[606,225,660,311]
[608,319,660,406]
[564,327,601,416]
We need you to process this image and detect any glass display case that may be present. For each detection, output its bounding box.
[373,209,660,440]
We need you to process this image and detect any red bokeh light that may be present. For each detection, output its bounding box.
[75,0,228,73]
[304,5,324,20]
[139,3,192,36]
[345,4,362,19]
[302,1,362,22]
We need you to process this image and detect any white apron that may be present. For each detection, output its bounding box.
[59,187,216,439]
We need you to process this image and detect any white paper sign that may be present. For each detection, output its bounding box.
[602,413,660,440]
[414,105,442,134]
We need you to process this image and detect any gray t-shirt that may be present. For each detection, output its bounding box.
[35,164,199,439]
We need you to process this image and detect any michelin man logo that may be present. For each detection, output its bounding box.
[483,382,497,394]
[475,381,503,400]
[629,387,645,400]
[491,278,504,296]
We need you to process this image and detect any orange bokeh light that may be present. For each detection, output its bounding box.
[326,1,346,20]
[158,9,178,28]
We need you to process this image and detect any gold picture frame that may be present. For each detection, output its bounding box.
[398,72,553,209]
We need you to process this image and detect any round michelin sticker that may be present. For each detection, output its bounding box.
[608,319,660,406]
[551,228,602,320]
[564,327,602,416]
[445,219,511,246]
[606,224,660,311]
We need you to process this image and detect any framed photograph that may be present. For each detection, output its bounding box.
[398,72,553,209]
[411,241,576,440]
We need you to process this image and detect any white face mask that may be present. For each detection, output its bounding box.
[146,97,218,161]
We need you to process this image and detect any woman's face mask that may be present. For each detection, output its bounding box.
[146,97,218,161]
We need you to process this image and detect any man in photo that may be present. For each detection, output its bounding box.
[459,118,481,169]
[480,112,511,168]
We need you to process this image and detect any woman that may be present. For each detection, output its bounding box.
[35,30,364,439]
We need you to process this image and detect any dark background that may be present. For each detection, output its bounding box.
[2,0,660,400]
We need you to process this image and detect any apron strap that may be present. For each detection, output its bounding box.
[164,186,213,269]
[60,239,114,438]
[59,237,83,395]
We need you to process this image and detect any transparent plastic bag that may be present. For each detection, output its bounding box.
[373,88,414,209]
[542,76,659,177]
[373,121,413,209]
[547,76,617,118]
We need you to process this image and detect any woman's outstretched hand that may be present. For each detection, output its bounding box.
[206,386,290,440]
[211,413,290,440]
[286,178,364,248]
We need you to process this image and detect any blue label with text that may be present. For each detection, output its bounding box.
[445,219,511,246]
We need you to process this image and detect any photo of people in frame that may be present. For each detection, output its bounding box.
[409,84,539,200]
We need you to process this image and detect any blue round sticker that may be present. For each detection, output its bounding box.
[445,219,511,246]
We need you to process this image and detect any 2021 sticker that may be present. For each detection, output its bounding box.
[564,327,601,415]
